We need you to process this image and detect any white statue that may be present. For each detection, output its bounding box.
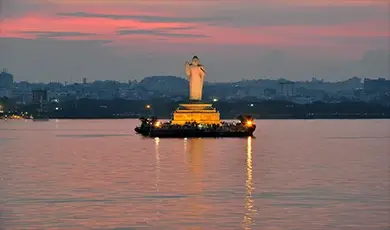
[185,56,206,101]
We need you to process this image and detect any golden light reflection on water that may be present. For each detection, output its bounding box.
[243,136,257,230]
[186,138,205,221]
[183,137,188,162]
[154,137,161,221]
[187,138,204,175]
[154,137,160,191]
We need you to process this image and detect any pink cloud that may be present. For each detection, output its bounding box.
[1,0,388,56]
[2,13,387,48]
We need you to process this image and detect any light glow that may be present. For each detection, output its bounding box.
[246,120,253,127]
[154,121,161,127]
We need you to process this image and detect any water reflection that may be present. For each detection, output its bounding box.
[184,137,188,151]
[2,120,389,229]
[154,137,160,190]
[183,137,188,162]
[187,138,204,175]
[243,136,256,229]
[154,137,161,221]
[186,138,205,220]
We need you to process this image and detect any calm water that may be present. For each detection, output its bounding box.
[0,119,389,230]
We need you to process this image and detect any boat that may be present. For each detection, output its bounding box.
[135,115,256,138]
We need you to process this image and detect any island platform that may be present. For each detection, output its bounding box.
[135,55,256,138]
[171,101,221,125]
[135,103,256,138]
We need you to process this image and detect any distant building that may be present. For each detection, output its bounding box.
[32,89,48,103]
[264,88,277,97]
[83,78,87,84]
[0,89,12,98]
[364,78,390,94]
[0,69,14,89]
[12,89,32,104]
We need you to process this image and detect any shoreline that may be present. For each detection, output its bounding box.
[14,115,390,120]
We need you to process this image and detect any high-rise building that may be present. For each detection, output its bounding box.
[32,89,48,103]
[0,69,14,89]
[364,78,390,94]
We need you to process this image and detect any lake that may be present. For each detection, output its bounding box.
[0,119,389,229]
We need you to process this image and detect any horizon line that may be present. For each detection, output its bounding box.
[6,75,388,85]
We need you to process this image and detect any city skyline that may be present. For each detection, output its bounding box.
[1,0,389,82]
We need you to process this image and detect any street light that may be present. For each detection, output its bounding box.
[145,104,154,116]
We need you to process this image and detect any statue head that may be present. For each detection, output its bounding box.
[192,56,199,65]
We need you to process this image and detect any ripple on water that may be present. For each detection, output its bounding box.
[56,134,130,138]
[1,119,389,229]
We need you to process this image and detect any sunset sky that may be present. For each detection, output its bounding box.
[1,0,389,82]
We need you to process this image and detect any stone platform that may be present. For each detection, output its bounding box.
[171,103,221,125]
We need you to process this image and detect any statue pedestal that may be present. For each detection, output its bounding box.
[171,103,221,125]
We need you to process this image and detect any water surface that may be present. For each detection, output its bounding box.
[1,119,389,229]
